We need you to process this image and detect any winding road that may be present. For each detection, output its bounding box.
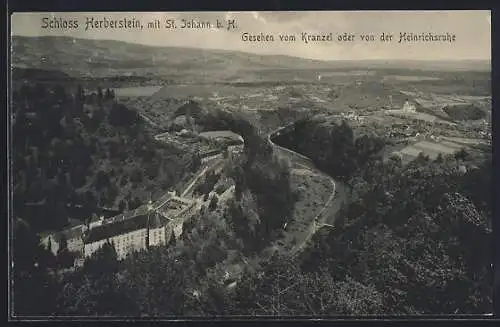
[267,125,343,256]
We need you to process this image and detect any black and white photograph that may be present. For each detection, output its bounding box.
[9,11,492,318]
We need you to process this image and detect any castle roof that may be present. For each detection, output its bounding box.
[84,211,166,244]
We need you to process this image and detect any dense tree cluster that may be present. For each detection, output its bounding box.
[273,117,385,181]
[227,153,296,253]
[210,111,298,253]
[262,117,491,314]
[12,218,59,316]
[300,153,492,314]
[442,104,486,121]
[229,253,384,315]
[54,242,135,315]
[188,109,297,254]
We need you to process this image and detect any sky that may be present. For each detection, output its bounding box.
[11,11,491,61]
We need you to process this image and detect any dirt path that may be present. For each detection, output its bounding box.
[289,164,336,255]
[265,125,346,258]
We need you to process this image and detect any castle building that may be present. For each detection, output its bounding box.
[40,197,199,262]
[83,211,171,260]
[83,197,198,260]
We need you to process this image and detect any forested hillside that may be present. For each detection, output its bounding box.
[273,117,492,314]
[12,107,300,316]
[12,81,200,232]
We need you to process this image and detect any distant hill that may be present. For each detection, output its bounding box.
[11,67,81,92]
[12,67,72,81]
[11,35,333,79]
[11,36,491,80]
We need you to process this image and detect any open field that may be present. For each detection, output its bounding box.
[454,95,491,102]
[382,75,442,82]
[114,86,163,97]
[398,140,464,160]
[149,83,312,111]
[415,95,490,108]
[152,84,251,100]
[320,70,376,77]
[385,109,457,125]
[441,136,488,146]
[406,81,490,97]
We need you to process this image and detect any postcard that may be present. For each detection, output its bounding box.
[9,11,492,319]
